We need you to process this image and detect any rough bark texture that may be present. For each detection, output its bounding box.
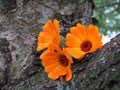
[0,0,120,90]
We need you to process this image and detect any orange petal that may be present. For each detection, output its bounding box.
[53,19,60,34]
[42,56,59,67]
[48,65,63,80]
[59,66,67,75]
[63,48,73,64]
[90,40,103,52]
[87,25,100,42]
[37,32,54,51]
[89,34,102,45]
[66,47,86,59]
[89,35,103,52]
[48,43,63,54]
[37,43,49,51]
[42,20,54,36]
[45,62,59,73]
[38,32,53,42]
[42,20,59,37]
[88,25,99,35]
[40,49,50,59]
[41,50,58,59]
[70,27,85,41]
[76,24,87,40]
[60,76,63,81]
[92,34,102,46]
[66,33,82,47]
[87,25,95,41]
[66,67,72,81]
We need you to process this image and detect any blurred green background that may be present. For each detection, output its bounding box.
[93,0,120,36]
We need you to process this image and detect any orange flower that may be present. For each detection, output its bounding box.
[40,44,73,81]
[37,19,60,51]
[66,24,103,59]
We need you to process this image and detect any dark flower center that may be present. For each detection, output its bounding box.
[59,55,68,66]
[81,40,92,52]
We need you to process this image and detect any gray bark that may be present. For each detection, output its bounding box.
[0,0,120,90]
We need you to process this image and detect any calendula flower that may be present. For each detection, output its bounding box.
[40,44,73,81]
[66,24,103,59]
[37,19,60,51]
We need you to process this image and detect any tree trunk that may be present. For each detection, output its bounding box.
[0,0,120,90]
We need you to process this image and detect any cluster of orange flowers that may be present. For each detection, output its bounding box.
[36,19,103,82]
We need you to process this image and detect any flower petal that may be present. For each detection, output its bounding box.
[63,48,73,64]
[45,62,59,73]
[76,24,88,40]
[48,43,63,54]
[38,32,53,42]
[40,49,50,59]
[37,32,53,51]
[66,33,82,47]
[42,20,60,37]
[87,25,99,35]
[42,56,59,67]
[48,65,64,80]
[53,19,59,34]
[37,43,49,51]
[87,25,100,42]
[70,26,85,41]
[66,47,85,59]
[90,37,103,52]
[66,67,72,81]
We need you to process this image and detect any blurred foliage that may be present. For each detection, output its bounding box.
[93,0,120,36]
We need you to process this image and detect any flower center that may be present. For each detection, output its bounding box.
[81,40,92,52]
[59,55,68,66]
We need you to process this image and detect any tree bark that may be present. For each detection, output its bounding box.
[0,0,120,90]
